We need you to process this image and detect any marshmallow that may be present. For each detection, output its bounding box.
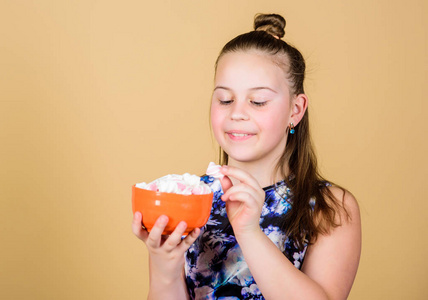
[136,162,224,195]
[136,172,211,195]
[206,162,224,180]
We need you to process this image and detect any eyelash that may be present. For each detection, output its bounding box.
[251,100,267,107]
[219,100,233,105]
[218,100,268,107]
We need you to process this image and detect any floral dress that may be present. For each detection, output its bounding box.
[185,175,308,300]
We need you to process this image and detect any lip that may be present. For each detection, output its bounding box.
[226,130,255,141]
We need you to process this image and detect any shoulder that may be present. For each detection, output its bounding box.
[325,185,360,225]
[312,184,360,233]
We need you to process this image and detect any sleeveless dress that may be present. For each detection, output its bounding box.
[185,175,308,300]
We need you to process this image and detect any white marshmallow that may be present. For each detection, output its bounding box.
[206,162,224,180]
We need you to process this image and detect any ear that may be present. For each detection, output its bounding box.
[290,93,308,126]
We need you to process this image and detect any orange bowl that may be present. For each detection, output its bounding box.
[132,185,213,235]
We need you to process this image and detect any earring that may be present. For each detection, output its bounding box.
[289,123,295,134]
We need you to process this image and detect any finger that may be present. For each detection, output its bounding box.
[221,166,261,190]
[162,221,189,251]
[177,227,201,252]
[223,190,258,208]
[146,215,169,248]
[221,183,260,202]
[132,212,149,242]
[220,174,233,193]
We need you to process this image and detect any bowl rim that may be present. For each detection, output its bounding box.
[132,184,213,198]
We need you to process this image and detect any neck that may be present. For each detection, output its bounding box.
[228,157,289,188]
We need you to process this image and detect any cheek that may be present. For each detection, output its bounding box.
[210,107,223,132]
[259,108,289,134]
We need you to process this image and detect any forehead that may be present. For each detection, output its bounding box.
[215,51,289,91]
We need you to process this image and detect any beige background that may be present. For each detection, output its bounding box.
[1,0,427,299]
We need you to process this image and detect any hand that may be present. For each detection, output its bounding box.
[132,212,200,283]
[220,166,266,236]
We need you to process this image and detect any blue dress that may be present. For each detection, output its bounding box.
[185,175,308,300]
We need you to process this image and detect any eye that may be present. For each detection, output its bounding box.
[219,99,234,105]
[251,100,268,107]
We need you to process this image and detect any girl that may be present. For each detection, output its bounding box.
[133,13,361,300]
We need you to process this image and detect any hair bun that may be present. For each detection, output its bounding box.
[254,13,286,39]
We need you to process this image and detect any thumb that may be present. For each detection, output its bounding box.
[220,175,233,193]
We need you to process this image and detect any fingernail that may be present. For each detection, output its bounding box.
[134,212,141,220]
[158,215,168,224]
[179,221,187,230]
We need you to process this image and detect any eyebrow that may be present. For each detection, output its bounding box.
[213,86,278,93]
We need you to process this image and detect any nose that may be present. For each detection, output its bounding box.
[230,101,249,121]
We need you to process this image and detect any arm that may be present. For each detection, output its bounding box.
[300,187,361,300]
[221,167,361,300]
[132,212,199,300]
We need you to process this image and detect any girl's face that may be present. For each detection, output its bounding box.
[211,51,295,167]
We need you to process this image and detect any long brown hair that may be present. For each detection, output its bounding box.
[215,13,348,250]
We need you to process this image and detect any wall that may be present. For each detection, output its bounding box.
[1,0,427,299]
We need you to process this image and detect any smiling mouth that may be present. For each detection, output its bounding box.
[226,132,255,141]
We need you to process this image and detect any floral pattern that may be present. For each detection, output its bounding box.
[185,176,308,299]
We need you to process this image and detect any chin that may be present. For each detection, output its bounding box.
[225,151,261,164]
